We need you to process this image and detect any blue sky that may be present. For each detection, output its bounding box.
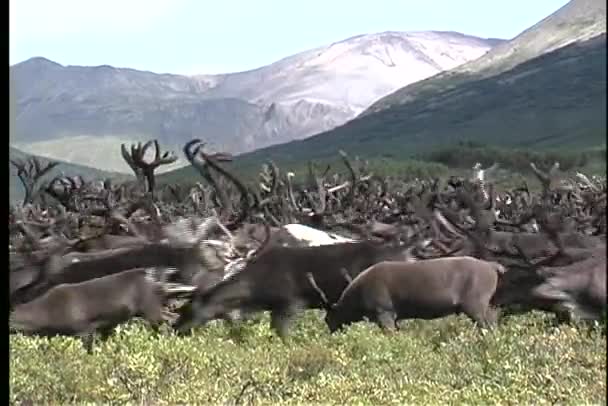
[10,0,570,75]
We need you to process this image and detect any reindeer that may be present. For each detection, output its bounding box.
[308,256,505,332]
[532,249,606,321]
[173,237,419,338]
[9,268,192,353]
[8,138,607,341]
[184,139,360,249]
[10,216,221,308]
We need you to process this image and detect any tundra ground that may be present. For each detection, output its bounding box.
[10,311,606,405]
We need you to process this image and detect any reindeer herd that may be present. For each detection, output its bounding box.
[9,139,607,353]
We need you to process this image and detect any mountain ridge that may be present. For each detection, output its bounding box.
[232,33,605,166]
[10,30,501,173]
[215,0,606,170]
[364,0,606,115]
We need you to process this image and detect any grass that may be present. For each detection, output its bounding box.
[10,311,606,404]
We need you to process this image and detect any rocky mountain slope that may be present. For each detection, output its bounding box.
[226,0,605,167]
[196,31,502,111]
[10,31,500,173]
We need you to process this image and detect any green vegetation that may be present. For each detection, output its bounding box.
[10,312,606,404]
[158,154,452,189]
[158,143,606,192]
[420,143,607,174]
[12,140,603,203]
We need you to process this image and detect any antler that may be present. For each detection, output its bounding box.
[121,140,178,196]
[183,139,251,229]
[184,139,231,211]
[530,161,560,198]
[44,175,86,211]
[304,161,328,226]
[336,150,359,207]
[10,156,60,205]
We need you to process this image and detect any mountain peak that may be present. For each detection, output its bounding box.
[208,30,501,110]
[365,0,606,115]
[15,56,63,69]
[10,29,502,171]
[460,0,606,74]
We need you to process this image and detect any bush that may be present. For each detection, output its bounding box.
[10,311,606,404]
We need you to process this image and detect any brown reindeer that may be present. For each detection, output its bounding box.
[9,268,174,353]
[309,256,505,332]
[173,238,418,338]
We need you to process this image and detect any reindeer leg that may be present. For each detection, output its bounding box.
[172,303,198,335]
[148,320,162,338]
[483,306,499,328]
[270,300,305,341]
[174,320,196,336]
[81,332,95,355]
[98,326,116,342]
[463,299,496,330]
[552,304,573,325]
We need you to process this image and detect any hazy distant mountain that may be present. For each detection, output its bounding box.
[224,0,605,167]
[10,31,500,173]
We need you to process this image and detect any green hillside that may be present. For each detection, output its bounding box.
[159,35,606,187]
[231,35,605,164]
[366,0,606,115]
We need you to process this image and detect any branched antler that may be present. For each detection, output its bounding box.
[121,140,178,196]
[10,156,60,205]
[530,161,560,198]
[184,139,250,229]
[44,175,86,211]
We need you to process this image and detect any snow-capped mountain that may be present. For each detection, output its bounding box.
[237,0,605,167]
[197,31,501,113]
[10,31,502,173]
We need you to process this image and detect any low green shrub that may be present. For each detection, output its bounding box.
[422,143,606,175]
[10,311,606,405]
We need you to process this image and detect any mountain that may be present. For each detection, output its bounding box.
[9,147,132,204]
[223,0,605,166]
[195,31,500,111]
[365,0,606,115]
[10,31,500,173]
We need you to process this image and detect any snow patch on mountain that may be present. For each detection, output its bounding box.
[11,30,502,172]
[195,31,499,111]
